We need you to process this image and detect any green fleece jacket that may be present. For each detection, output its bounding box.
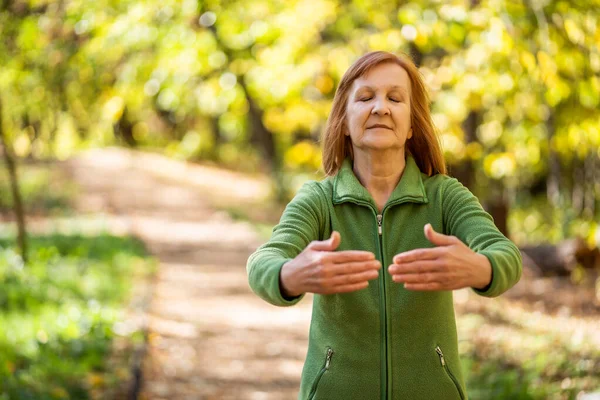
[246,155,522,400]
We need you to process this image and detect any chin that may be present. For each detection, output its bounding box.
[361,139,403,150]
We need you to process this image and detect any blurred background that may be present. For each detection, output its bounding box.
[0,0,599,399]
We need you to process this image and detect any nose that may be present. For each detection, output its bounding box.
[371,97,390,115]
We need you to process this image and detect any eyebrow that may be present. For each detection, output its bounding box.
[355,85,409,94]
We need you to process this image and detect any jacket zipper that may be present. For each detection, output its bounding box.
[336,198,419,400]
[308,347,333,400]
[376,213,388,400]
[435,346,465,400]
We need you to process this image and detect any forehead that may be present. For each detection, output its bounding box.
[352,62,411,93]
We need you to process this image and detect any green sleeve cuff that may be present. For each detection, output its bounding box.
[471,246,522,298]
[247,252,305,307]
[471,251,500,297]
[472,254,493,293]
[276,260,305,305]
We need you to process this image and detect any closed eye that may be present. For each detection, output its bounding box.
[358,96,402,103]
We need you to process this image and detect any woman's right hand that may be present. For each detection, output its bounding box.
[279,231,381,297]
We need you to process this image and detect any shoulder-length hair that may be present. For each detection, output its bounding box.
[321,51,446,176]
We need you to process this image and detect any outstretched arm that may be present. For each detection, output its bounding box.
[247,182,379,306]
[388,177,522,297]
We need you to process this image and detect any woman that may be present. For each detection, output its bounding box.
[246,51,522,400]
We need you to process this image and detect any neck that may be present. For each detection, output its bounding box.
[352,148,407,198]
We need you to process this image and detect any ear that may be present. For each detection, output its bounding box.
[407,128,413,139]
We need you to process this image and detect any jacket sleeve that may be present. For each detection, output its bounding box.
[442,177,522,298]
[246,181,325,307]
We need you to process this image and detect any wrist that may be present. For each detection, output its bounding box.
[472,253,492,290]
[280,261,302,298]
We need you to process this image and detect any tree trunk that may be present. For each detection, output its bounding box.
[485,189,509,237]
[209,116,222,161]
[243,88,276,166]
[113,106,137,147]
[546,113,561,208]
[451,110,478,189]
[0,96,28,263]
[572,155,584,216]
[205,22,286,200]
[242,86,287,201]
[409,42,423,67]
[583,152,596,219]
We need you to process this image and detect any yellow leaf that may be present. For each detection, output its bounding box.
[520,52,536,73]
[415,31,428,48]
[564,19,585,45]
[483,153,516,179]
[103,96,124,123]
[466,142,482,161]
[588,222,598,248]
[537,51,557,83]
[13,132,31,157]
[87,373,105,388]
[50,387,69,399]
[6,361,14,373]
[284,141,318,168]
[315,75,333,94]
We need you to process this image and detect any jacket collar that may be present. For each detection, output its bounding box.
[332,154,428,208]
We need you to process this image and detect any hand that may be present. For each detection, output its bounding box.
[280,231,381,296]
[388,223,492,291]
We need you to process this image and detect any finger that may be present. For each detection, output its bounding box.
[325,260,381,277]
[324,250,376,264]
[393,247,444,264]
[309,231,341,251]
[327,268,380,287]
[424,223,459,247]
[392,271,440,284]
[324,281,370,295]
[403,282,444,291]
[388,260,442,275]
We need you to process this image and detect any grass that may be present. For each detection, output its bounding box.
[0,233,157,399]
[0,158,160,399]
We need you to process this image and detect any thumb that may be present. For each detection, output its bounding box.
[310,231,341,251]
[424,223,457,246]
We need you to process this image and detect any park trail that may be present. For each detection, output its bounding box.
[63,148,312,400]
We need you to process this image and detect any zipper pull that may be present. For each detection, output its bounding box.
[435,346,446,366]
[377,214,382,235]
[325,348,333,369]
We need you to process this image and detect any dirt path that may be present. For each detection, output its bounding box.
[63,148,313,400]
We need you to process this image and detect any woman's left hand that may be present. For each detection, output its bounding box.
[388,223,492,291]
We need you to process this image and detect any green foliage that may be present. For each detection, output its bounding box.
[0,164,77,216]
[2,0,598,239]
[0,234,157,399]
[509,199,598,246]
[457,307,600,400]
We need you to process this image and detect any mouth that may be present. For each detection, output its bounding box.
[367,124,392,130]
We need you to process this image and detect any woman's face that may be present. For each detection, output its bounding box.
[345,62,413,154]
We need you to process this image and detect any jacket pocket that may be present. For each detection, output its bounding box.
[307,347,333,400]
[435,346,465,400]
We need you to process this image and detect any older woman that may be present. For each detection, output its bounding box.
[246,51,522,400]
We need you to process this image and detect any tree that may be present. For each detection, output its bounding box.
[0,95,28,263]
